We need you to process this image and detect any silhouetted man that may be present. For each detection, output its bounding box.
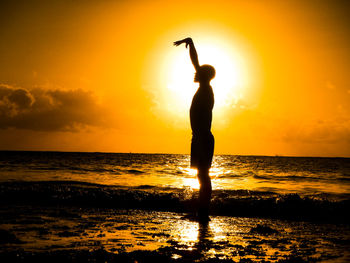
[174,37,215,221]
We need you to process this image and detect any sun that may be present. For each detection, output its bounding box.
[165,38,246,117]
[143,32,250,124]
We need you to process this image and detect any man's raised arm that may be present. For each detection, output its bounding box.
[174,37,200,71]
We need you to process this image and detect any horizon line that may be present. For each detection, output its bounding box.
[0,149,349,159]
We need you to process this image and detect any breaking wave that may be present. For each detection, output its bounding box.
[1,181,349,223]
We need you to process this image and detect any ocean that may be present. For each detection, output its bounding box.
[1,151,350,198]
[1,151,350,262]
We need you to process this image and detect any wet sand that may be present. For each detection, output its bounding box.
[1,205,349,262]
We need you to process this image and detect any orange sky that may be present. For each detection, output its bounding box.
[0,0,349,157]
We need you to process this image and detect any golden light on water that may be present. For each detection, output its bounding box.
[169,216,246,258]
[175,220,199,245]
[182,177,200,190]
[180,166,225,190]
[180,168,199,189]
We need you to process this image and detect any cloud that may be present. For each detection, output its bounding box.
[0,84,111,131]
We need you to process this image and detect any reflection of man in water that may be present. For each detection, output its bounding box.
[174,37,215,221]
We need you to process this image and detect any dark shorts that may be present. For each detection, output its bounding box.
[191,132,214,170]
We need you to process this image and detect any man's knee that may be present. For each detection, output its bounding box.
[198,169,209,181]
[198,174,211,193]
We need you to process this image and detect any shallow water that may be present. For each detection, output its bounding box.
[1,206,350,262]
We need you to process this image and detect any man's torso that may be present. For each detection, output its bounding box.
[190,85,214,136]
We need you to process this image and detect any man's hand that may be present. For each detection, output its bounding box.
[173,37,199,70]
[173,37,193,48]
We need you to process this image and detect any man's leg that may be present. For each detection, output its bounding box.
[197,168,212,219]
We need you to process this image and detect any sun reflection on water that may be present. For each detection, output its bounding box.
[168,216,249,260]
[179,166,227,190]
[172,220,199,247]
[182,177,199,189]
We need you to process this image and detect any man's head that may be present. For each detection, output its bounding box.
[194,64,216,83]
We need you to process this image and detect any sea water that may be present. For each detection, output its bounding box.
[1,151,350,261]
[1,151,349,198]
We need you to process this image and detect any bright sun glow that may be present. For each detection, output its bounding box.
[164,39,247,117]
[144,31,252,127]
